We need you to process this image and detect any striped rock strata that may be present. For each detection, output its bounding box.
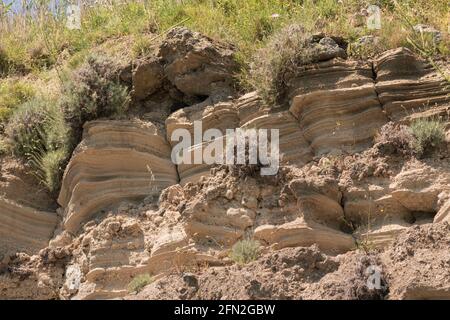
[58,120,178,233]
[0,198,57,255]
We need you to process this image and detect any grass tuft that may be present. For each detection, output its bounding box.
[409,118,446,156]
[128,273,153,293]
[230,239,260,265]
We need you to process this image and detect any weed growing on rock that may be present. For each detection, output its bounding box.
[409,118,445,156]
[128,273,153,293]
[247,24,314,105]
[38,149,68,194]
[248,24,347,105]
[230,239,260,265]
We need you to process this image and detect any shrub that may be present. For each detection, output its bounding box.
[409,118,446,156]
[247,24,314,105]
[5,96,69,194]
[61,55,130,141]
[5,97,52,158]
[229,239,260,265]
[0,80,35,131]
[247,24,346,105]
[128,274,152,293]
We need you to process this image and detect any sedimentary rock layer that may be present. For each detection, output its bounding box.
[238,92,313,166]
[166,101,239,185]
[343,160,450,247]
[374,47,450,120]
[290,85,387,155]
[0,198,57,255]
[286,59,374,103]
[58,120,178,233]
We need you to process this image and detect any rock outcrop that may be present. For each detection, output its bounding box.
[290,85,387,155]
[166,101,239,185]
[374,47,450,121]
[58,120,178,233]
[238,92,313,165]
[1,23,449,301]
[132,27,239,104]
[159,27,238,99]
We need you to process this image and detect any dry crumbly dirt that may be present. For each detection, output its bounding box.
[0,156,56,210]
[128,223,449,300]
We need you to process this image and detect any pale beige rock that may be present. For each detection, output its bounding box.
[166,101,239,185]
[58,120,178,233]
[290,85,387,156]
[238,92,313,166]
[0,198,57,255]
[254,218,354,254]
[286,59,374,103]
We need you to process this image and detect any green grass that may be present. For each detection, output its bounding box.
[0,0,447,79]
[128,273,153,293]
[229,239,260,265]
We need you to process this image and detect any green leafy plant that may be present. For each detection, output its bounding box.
[230,239,260,265]
[128,273,153,293]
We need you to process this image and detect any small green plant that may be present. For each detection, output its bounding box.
[132,34,153,58]
[229,239,260,265]
[409,118,445,156]
[128,273,152,293]
[375,122,415,156]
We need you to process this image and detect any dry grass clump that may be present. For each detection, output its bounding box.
[247,24,316,105]
[230,239,260,265]
[61,54,130,141]
[409,118,446,156]
[375,119,446,158]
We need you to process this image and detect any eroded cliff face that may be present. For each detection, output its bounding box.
[0,27,449,300]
